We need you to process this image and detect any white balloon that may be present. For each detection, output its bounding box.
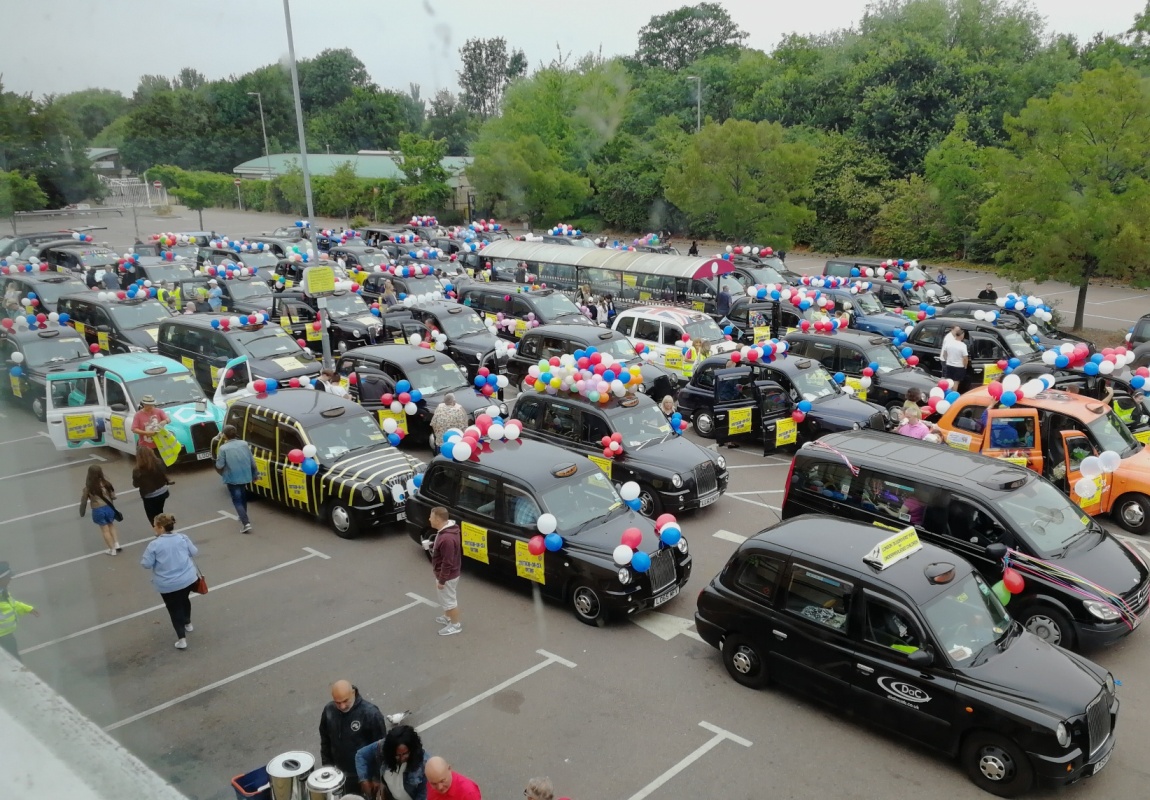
[936,400,950,414]
[451,441,473,461]
[1075,478,1097,498]
[613,544,634,566]
[1042,350,1058,365]
[408,333,422,346]
[619,481,640,501]
[1060,343,1075,355]
[488,423,505,439]
[10,352,24,364]
[973,310,985,321]
[503,422,521,440]
[1099,450,1122,473]
[382,418,398,433]
[1001,374,1021,393]
[929,387,945,399]
[1079,456,1102,479]
[1027,324,1038,335]
[496,375,509,388]
[1098,360,1114,375]
[405,402,418,415]
[860,376,872,388]
[302,444,318,458]
[536,513,558,535]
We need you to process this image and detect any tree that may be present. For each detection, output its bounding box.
[175,68,207,92]
[804,133,893,252]
[635,3,748,73]
[457,37,526,119]
[923,114,991,258]
[0,170,49,216]
[298,49,375,113]
[590,118,688,230]
[425,90,476,156]
[468,134,590,225]
[320,162,361,222]
[871,173,945,254]
[274,163,307,216]
[305,88,409,153]
[51,89,130,142]
[396,133,453,215]
[664,119,817,245]
[133,74,173,104]
[979,66,1150,329]
[172,187,209,229]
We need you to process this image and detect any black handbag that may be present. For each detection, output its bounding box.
[98,492,124,522]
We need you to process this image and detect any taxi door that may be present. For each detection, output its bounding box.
[44,372,108,451]
[849,591,958,751]
[212,356,255,409]
[980,409,1042,473]
[344,360,394,414]
[1060,430,1109,515]
[100,372,137,455]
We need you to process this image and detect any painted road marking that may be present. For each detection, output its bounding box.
[0,434,52,446]
[0,454,105,481]
[726,494,781,512]
[22,547,329,655]
[630,611,705,643]
[15,512,234,579]
[728,490,784,495]
[105,593,424,731]
[626,720,752,800]
[416,649,577,733]
[725,461,791,468]
[713,529,748,543]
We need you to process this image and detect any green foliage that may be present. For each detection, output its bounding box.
[458,37,527,119]
[298,49,375,113]
[664,119,817,245]
[396,133,453,215]
[635,3,749,72]
[871,173,945,254]
[590,118,688,231]
[802,133,893,252]
[923,114,990,257]
[306,88,408,153]
[320,162,361,221]
[468,134,591,225]
[50,89,130,142]
[0,170,49,215]
[979,65,1150,328]
[92,115,131,148]
[425,90,477,156]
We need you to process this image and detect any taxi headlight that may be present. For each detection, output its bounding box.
[636,384,646,393]
[852,422,861,430]
[1055,722,1071,748]
[717,455,726,470]
[359,485,376,502]
[671,473,683,488]
[676,537,689,554]
[617,568,632,585]
[1105,673,1116,695]
[497,402,508,416]
[1083,600,1120,621]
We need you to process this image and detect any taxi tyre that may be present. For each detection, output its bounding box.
[325,500,361,539]
[1015,603,1076,650]
[568,581,610,627]
[32,394,46,422]
[1113,492,1150,535]
[637,483,663,519]
[885,400,904,426]
[721,634,770,689]
[692,409,716,438]
[960,732,1034,797]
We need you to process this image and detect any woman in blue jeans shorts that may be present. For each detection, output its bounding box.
[79,465,121,556]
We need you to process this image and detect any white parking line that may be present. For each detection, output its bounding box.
[725,462,791,469]
[105,592,424,732]
[0,494,140,527]
[726,495,781,512]
[15,512,234,578]
[0,454,104,481]
[0,434,51,446]
[625,721,752,800]
[416,649,577,733]
[728,490,784,495]
[21,547,329,655]
[713,529,747,544]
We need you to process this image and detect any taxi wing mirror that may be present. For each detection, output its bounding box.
[986,543,1008,562]
[906,648,934,668]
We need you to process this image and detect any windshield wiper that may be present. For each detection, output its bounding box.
[569,510,615,536]
[634,431,673,451]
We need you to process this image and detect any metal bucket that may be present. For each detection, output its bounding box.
[305,766,345,800]
[266,751,315,800]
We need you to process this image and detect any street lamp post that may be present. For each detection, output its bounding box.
[247,92,272,180]
[686,76,701,133]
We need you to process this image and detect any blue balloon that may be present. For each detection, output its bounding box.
[1007,357,1020,369]
[626,498,642,511]
[413,473,424,487]
[850,267,860,277]
[898,271,907,281]
[396,379,411,393]
[631,550,652,573]
[573,349,586,360]
[10,366,22,378]
[869,361,880,372]
[660,525,682,546]
[474,375,485,388]
[723,325,733,335]
[901,347,913,358]
[798,400,813,413]
[57,313,69,324]
[486,374,498,387]
[27,292,36,300]
[1000,391,1018,407]
[1055,355,1070,368]
[945,391,960,403]
[265,378,279,392]
[1090,353,1104,364]
[388,432,401,446]
[833,372,846,384]
[409,389,423,402]
[301,457,319,475]
[1132,376,1146,390]
[799,299,811,310]
[544,533,563,552]
[1083,362,1099,376]
[603,370,616,382]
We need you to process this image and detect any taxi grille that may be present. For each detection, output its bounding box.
[1124,580,1150,614]
[190,421,219,454]
[1086,692,1111,756]
[694,462,718,495]
[647,548,677,595]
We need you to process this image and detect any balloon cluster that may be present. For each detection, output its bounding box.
[468,219,502,232]
[547,223,581,237]
[1,308,70,335]
[199,261,256,281]
[392,232,420,244]
[98,279,159,303]
[72,232,95,243]
[410,216,439,227]
[1132,366,1149,390]
[723,245,774,257]
[209,312,270,331]
[294,220,311,229]
[373,262,436,279]
[440,414,523,461]
[986,372,1057,408]
[668,411,688,435]
[611,509,682,573]
[319,229,361,245]
[522,349,644,402]
[1070,450,1122,500]
[636,233,661,247]
[493,307,542,333]
[116,253,141,271]
[0,258,52,274]
[472,365,509,396]
[286,245,312,264]
[1041,343,1137,374]
[287,444,321,476]
[990,566,1026,606]
[526,511,563,555]
[407,248,443,260]
[209,237,270,254]
[924,378,959,414]
[996,292,1054,325]
[152,232,194,247]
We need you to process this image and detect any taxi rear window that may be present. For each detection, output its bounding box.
[786,565,852,632]
[732,555,784,602]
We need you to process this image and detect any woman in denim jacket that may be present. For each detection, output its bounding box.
[355,725,430,800]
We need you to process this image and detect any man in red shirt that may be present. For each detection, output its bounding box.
[426,756,481,799]
[429,506,462,636]
[131,395,170,449]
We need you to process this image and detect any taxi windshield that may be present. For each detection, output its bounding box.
[437,309,487,338]
[237,252,278,268]
[22,336,88,367]
[406,361,469,395]
[79,254,118,268]
[225,279,272,300]
[865,344,908,373]
[1088,411,1139,456]
[598,337,644,363]
[1001,328,1040,357]
[144,265,195,283]
[162,245,199,260]
[308,414,387,461]
[354,252,391,268]
[108,302,170,329]
[791,363,838,401]
[741,266,789,286]
[539,470,624,532]
[128,373,206,407]
[994,477,1093,558]
[323,294,369,318]
[233,328,301,359]
[610,405,673,447]
[529,292,582,319]
[684,317,725,343]
[849,293,886,315]
[15,280,85,305]
[922,572,1011,664]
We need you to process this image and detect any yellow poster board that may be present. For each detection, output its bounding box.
[306,326,322,342]
[109,414,128,443]
[776,417,798,446]
[284,467,308,503]
[588,454,613,478]
[639,291,652,301]
[210,365,220,387]
[304,266,336,296]
[377,408,409,435]
[1075,475,1105,509]
[752,325,771,343]
[272,356,302,372]
[1136,430,1150,445]
[181,355,195,371]
[253,456,272,490]
[515,540,545,584]
[10,373,21,398]
[983,363,1003,385]
[97,332,110,352]
[728,406,753,435]
[664,350,682,371]
[152,429,182,466]
[845,377,868,401]
[74,321,87,336]
[996,455,1028,467]
[623,274,637,287]
[692,301,706,312]
[515,319,528,338]
[64,413,97,442]
[461,521,489,564]
[280,316,293,330]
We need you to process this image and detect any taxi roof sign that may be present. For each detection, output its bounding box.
[863,527,922,570]
[302,265,336,298]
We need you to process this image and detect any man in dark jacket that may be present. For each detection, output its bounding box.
[429,506,462,636]
[320,680,386,781]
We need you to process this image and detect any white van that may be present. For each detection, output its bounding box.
[612,306,738,378]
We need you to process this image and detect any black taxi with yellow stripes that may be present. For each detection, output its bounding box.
[218,388,424,538]
[696,519,1119,797]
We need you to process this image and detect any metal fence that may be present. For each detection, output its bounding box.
[97,176,171,208]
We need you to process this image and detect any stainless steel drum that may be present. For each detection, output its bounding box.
[305,766,345,800]
[266,751,315,800]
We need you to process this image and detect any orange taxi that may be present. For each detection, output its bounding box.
[935,386,1150,534]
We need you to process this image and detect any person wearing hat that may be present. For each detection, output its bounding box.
[132,395,170,450]
[0,562,39,662]
[207,279,223,312]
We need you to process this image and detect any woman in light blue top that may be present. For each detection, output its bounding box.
[140,513,199,650]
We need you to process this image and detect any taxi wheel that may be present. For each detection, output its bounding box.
[885,402,904,426]
[961,733,1034,797]
[1114,494,1150,535]
[637,485,663,519]
[722,635,769,689]
[31,396,46,422]
[569,583,608,627]
[692,410,716,439]
[1018,605,1075,650]
[325,502,361,539]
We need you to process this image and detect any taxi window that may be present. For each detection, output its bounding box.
[910,323,943,347]
[987,415,1035,450]
[279,425,304,455]
[542,402,579,441]
[633,319,660,343]
[502,484,541,528]
[693,364,716,390]
[969,335,1003,361]
[515,396,544,430]
[792,461,856,503]
[457,473,498,518]
[518,335,540,358]
[785,565,852,633]
[661,324,684,346]
[952,403,989,434]
[732,554,784,603]
[837,345,867,374]
[863,595,925,654]
[104,377,127,409]
[244,414,277,453]
[420,464,458,504]
[858,471,938,528]
[804,340,836,371]
[716,372,753,403]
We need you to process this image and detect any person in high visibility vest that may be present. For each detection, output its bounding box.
[0,562,38,662]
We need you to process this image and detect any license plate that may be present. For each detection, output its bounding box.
[653,586,679,607]
[1093,750,1111,775]
[196,452,212,460]
[396,511,407,521]
[699,492,719,508]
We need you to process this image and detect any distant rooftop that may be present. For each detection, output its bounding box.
[232,153,472,184]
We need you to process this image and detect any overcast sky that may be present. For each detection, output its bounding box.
[7,1,1147,98]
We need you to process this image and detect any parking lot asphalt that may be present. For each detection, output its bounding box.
[4,388,1150,800]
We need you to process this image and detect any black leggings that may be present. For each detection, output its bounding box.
[160,581,196,639]
[142,490,169,526]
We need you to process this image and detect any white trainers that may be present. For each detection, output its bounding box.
[438,623,462,636]
[184,623,193,633]
[435,615,449,625]
[106,548,117,556]
[174,639,187,650]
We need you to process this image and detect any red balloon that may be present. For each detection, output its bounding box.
[289,377,300,387]
[600,435,611,448]
[603,447,614,459]
[481,385,494,396]
[987,382,1004,399]
[997,360,1008,371]
[347,373,358,385]
[621,527,643,549]
[549,356,561,367]
[478,367,490,377]
[288,448,305,464]
[610,432,623,443]
[475,414,493,431]
[528,535,546,556]
[398,392,411,405]
[577,357,590,369]
[252,380,267,393]
[800,320,811,332]
[792,410,806,423]
[746,349,759,362]
[89,343,100,353]
[297,339,307,348]
[730,351,742,363]
[655,513,677,531]
[1002,567,1025,595]
[381,393,394,406]
[589,353,602,364]
[906,355,919,366]
[311,321,321,332]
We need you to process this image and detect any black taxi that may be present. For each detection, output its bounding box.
[174,274,276,315]
[220,389,423,537]
[457,284,593,340]
[696,518,1118,796]
[905,317,1043,391]
[405,438,692,625]
[56,293,172,354]
[0,325,90,419]
[158,315,320,394]
[267,288,383,354]
[0,269,88,316]
[511,391,728,517]
[381,300,509,381]
[337,344,504,448]
[358,269,452,304]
